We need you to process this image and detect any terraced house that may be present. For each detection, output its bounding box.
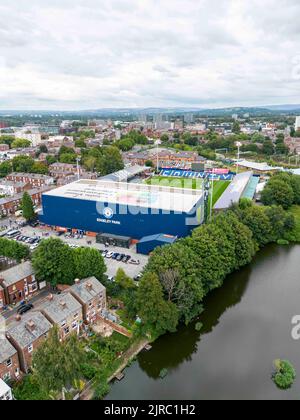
[41,293,83,340]
[0,262,38,306]
[0,337,21,382]
[7,312,52,373]
[69,277,107,324]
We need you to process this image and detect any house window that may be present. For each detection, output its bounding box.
[64,326,70,335]
[61,320,66,327]
[73,312,79,319]
[72,321,78,330]
[5,359,12,368]
[2,372,10,382]
[28,344,33,353]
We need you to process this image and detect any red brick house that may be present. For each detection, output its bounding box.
[6,173,54,188]
[0,286,5,310]
[69,277,107,324]
[0,262,38,305]
[0,338,21,382]
[7,312,52,373]
[0,186,52,217]
[41,293,83,341]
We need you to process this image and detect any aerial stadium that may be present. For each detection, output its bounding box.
[39,179,205,240]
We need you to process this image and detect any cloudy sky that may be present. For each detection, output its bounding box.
[0,0,300,110]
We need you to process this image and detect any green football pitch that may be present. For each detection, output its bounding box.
[145,176,230,206]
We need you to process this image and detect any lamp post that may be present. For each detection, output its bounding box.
[236,141,242,174]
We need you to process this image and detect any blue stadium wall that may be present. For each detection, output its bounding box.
[39,195,202,239]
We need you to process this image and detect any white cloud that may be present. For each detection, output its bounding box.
[0,0,299,109]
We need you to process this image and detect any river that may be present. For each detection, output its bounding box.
[107,244,300,400]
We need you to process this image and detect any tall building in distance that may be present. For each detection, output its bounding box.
[184,113,194,124]
[295,116,300,132]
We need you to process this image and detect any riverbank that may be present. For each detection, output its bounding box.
[288,205,300,243]
[80,337,149,400]
[107,244,300,400]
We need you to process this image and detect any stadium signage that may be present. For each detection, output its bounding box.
[160,169,234,181]
[97,218,121,226]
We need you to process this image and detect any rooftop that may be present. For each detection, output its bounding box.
[42,179,203,213]
[41,293,82,323]
[70,277,106,304]
[214,171,253,210]
[0,261,33,287]
[7,312,52,349]
[8,172,53,180]
[0,337,17,363]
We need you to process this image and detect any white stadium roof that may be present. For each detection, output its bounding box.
[43,179,203,213]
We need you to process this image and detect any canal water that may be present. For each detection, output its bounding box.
[107,245,300,400]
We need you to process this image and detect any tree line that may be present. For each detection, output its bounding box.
[133,200,296,338]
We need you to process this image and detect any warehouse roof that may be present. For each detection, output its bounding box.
[100,165,148,182]
[214,171,253,210]
[139,233,177,244]
[42,179,203,213]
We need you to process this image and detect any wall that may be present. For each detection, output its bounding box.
[40,195,201,239]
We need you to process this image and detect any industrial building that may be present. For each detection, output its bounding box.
[40,179,204,240]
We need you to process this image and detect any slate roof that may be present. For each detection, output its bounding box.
[7,312,52,349]
[41,293,82,324]
[0,338,17,363]
[0,261,34,287]
[70,277,106,305]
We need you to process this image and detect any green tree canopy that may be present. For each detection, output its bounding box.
[21,192,35,221]
[73,247,106,281]
[32,238,75,286]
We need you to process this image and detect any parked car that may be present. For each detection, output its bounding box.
[101,250,108,257]
[107,276,115,282]
[116,254,124,261]
[122,255,131,263]
[112,253,119,260]
[106,251,114,259]
[129,258,140,265]
[17,303,34,315]
[134,273,143,282]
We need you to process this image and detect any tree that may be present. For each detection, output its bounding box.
[32,162,49,175]
[160,134,169,143]
[265,205,295,241]
[21,192,35,221]
[261,179,294,209]
[75,139,87,148]
[232,121,241,134]
[59,153,77,164]
[115,268,135,289]
[262,139,274,155]
[97,146,124,175]
[146,241,203,323]
[0,237,29,261]
[238,205,272,246]
[73,247,106,281]
[136,272,178,336]
[32,238,75,286]
[11,138,32,149]
[12,156,35,172]
[0,161,12,178]
[32,327,86,397]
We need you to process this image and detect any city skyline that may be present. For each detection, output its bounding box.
[0,0,300,110]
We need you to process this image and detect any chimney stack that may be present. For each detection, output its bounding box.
[25,320,36,333]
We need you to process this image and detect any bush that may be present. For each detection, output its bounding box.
[277,239,289,245]
[195,322,203,331]
[272,359,296,390]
